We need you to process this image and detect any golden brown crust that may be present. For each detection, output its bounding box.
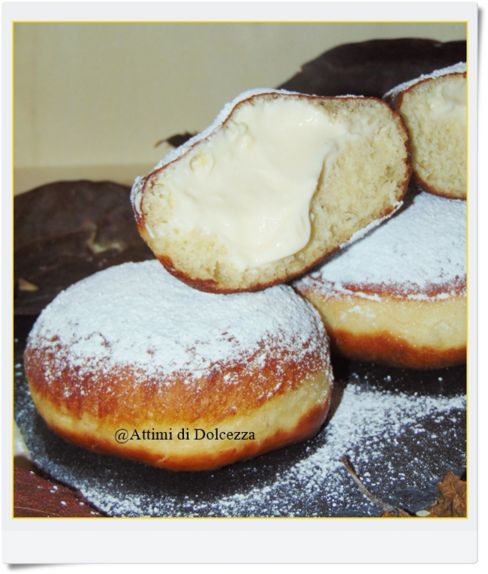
[27,367,332,471]
[389,72,466,201]
[24,341,326,424]
[24,257,334,471]
[298,288,466,370]
[330,329,466,369]
[133,92,412,293]
[29,389,331,471]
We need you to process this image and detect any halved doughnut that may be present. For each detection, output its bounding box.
[385,62,466,199]
[131,89,411,293]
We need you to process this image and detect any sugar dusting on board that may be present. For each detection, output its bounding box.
[159,383,464,518]
[296,192,465,300]
[26,261,328,383]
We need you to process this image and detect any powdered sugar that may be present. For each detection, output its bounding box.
[296,192,465,300]
[384,62,466,102]
[27,260,328,382]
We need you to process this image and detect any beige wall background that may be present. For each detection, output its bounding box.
[14,22,466,194]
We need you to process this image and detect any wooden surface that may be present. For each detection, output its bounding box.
[14,456,103,517]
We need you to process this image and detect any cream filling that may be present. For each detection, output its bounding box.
[427,78,466,120]
[157,97,364,269]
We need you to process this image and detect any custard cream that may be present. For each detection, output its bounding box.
[158,98,361,269]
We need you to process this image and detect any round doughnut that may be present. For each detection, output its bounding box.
[295,192,466,369]
[24,261,333,471]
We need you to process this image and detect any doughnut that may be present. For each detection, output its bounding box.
[24,261,333,471]
[385,62,466,199]
[131,89,410,293]
[295,192,466,369]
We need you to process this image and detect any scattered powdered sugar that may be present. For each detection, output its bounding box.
[27,260,327,382]
[296,192,465,300]
[196,383,465,517]
[384,61,466,101]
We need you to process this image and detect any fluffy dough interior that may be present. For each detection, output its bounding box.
[400,74,466,198]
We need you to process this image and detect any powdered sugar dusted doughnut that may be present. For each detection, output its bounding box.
[385,62,466,199]
[131,89,410,293]
[24,261,333,471]
[295,192,466,369]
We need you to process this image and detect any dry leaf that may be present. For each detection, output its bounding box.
[342,456,466,518]
[427,471,466,517]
